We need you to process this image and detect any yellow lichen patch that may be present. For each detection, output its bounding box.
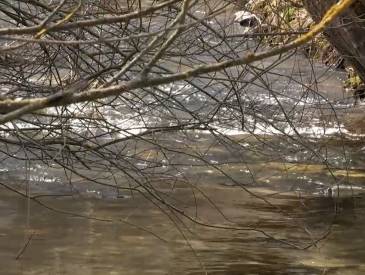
[344,66,363,89]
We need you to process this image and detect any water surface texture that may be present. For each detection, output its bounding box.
[1,1,365,274]
[1,181,365,275]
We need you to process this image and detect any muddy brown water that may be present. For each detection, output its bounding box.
[1,2,365,274]
[1,123,365,275]
[1,174,365,275]
[0,70,364,274]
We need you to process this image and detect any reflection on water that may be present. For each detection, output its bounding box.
[1,1,365,274]
[1,127,365,274]
[1,181,365,275]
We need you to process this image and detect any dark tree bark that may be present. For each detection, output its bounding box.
[303,0,365,81]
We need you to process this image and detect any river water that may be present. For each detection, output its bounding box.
[1,123,365,274]
[1,2,365,274]
[1,44,365,275]
[1,174,365,274]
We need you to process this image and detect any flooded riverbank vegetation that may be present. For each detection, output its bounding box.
[0,0,365,274]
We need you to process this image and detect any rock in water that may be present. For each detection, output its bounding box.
[234,11,261,33]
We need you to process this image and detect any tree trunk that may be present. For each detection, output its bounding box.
[303,0,365,81]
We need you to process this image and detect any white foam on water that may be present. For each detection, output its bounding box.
[211,121,353,139]
[1,81,363,140]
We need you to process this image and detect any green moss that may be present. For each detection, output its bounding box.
[283,7,296,23]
